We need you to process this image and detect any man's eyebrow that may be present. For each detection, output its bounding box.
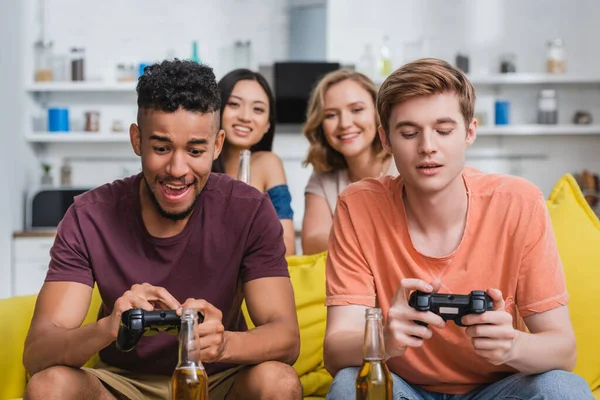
[435,117,458,125]
[394,120,420,129]
[149,134,172,143]
[188,138,208,145]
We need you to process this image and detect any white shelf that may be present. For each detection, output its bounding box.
[375,73,600,86]
[24,125,600,143]
[26,82,137,92]
[477,124,600,136]
[467,73,600,85]
[25,132,131,143]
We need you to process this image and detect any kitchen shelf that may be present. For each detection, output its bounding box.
[375,73,600,87]
[25,132,131,143]
[477,124,600,136]
[25,125,600,143]
[26,82,137,92]
[467,73,600,85]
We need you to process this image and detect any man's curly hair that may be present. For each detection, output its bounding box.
[136,59,221,120]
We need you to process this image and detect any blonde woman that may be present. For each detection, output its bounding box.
[301,69,397,255]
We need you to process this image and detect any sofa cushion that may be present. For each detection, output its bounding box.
[547,173,600,391]
[243,251,331,397]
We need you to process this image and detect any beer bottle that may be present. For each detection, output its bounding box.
[171,308,208,400]
[237,149,251,184]
[356,308,392,400]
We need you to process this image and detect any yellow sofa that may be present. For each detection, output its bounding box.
[2,173,600,399]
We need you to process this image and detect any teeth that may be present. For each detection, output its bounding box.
[165,183,186,190]
[340,133,359,140]
[234,125,251,132]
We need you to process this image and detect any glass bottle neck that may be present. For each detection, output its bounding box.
[364,310,385,360]
[237,150,251,183]
[177,312,200,368]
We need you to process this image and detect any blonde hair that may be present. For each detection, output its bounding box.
[303,69,388,173]
[377,58,476,135]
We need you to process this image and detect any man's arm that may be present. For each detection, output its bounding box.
[506,306,576,373]
[23,282,114,375]
[464,290,576,375]
[219,276,300,365]
[323,305,367,376]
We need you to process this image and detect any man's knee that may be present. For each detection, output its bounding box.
[25,366,110,400]
[26,366,79,399]
[326,367,359,400]
[531,370,593,399]
[254,361,303,399]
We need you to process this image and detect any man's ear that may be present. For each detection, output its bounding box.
[378,124,392,154]
[213,129,225,160]
[466,118,478,147]
[130,123,142,156]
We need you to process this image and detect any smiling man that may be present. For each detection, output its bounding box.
[323,58,593,399]
[23,60,301,400]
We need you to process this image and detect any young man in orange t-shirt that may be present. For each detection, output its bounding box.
[323,58,592,399]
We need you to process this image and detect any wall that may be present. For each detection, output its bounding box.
[5,0,600,298]
[327,0,600,196]
[0,0,26,298]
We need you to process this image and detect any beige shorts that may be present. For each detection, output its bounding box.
[83,360,245,400]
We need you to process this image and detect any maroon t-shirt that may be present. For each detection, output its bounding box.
[45,172,289,376]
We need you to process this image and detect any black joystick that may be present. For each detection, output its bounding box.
[408,290,493,327]
[116,308,204,352]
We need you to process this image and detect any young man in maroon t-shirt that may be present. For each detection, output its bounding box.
[23,60,301,400]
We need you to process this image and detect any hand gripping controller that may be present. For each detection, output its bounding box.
[116,308,204,352]
[408,290,493,327]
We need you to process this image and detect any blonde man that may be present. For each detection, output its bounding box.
[323,58,591,399]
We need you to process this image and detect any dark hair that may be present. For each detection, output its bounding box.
[136,59,221,126]
[212,69,276,173]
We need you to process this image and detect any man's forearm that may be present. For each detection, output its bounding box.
[506,330,577,374]
[24,317,115,375]
[323,331,364,377]
[220,320,300,365]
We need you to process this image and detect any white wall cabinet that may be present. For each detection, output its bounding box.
[12,236,53,297]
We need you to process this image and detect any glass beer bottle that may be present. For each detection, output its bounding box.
[171,308,208,400]
[237,149,251,184]
[356,308,392,400]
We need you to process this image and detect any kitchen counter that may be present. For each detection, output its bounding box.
[13,230,57,238]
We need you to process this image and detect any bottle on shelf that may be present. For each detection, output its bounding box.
[357,44,376,80]
[377,36,392,79]
[547,39,566,74]
[60,158,72,186]
[34,40,54,82]
[190,41,202,64]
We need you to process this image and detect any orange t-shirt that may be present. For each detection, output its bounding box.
[325,168,569,394]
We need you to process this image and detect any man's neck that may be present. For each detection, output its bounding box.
[139,179,190,238]
[403,173,468,256]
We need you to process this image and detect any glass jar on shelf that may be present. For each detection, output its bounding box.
[547,39,566,74]
[70,47,86,81]
[34,40,54,82]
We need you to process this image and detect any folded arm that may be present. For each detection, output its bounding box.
[220,276,300,365]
